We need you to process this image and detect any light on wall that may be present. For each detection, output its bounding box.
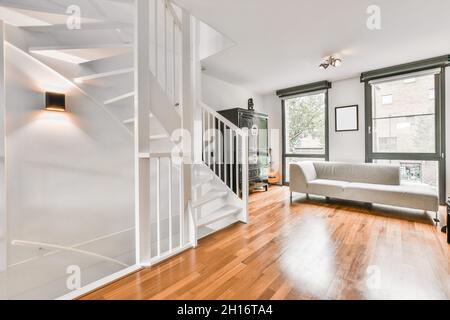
[45,92,66,112]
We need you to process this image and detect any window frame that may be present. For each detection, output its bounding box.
[281,89,330,185]
[364,68,446,203]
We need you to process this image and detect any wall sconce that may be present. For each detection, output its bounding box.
[45,92,66,112]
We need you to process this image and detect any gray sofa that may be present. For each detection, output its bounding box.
[289,161,439,213]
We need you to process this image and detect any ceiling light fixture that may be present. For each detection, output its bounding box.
[319,56,342,70]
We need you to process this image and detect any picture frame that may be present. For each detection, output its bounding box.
[335,105,359,132]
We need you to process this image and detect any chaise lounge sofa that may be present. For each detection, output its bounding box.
[289,161,439,214]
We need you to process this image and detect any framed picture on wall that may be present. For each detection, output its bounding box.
[335,105,359,132]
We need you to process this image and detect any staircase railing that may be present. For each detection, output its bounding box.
[133,0,193,267]
[200,102,249,221]
[143,152,193,265]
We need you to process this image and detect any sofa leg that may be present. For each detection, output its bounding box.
[290,192,293,204]
[306,193,309,200]
[433,211,440,225]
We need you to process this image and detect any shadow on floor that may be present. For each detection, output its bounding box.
[291,194,441,226]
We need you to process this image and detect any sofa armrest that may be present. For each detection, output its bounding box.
[289,162,317,193]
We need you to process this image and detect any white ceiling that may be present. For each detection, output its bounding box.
[174,0,450,95]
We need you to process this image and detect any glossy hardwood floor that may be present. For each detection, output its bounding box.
[82,186,449,300]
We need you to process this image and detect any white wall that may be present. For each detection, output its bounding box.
[328,78,366,163]
[0,22,5,273]
[202,73,262,111]
[0,43,134,299]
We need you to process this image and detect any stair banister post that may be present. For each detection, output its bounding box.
[193,17,203,166]
[241,129,250,224]
[134,0,152,265]
[181,9,197,247]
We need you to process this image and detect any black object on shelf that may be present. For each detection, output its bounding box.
[219,108,269,193]
[248,98,255,111]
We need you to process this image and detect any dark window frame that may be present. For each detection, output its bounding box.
[364,68,446,203]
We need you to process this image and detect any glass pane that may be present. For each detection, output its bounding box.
[372,73,436,153]
[285,157,324,183]
[374,160,439,187]
[285,93,326,155]
[373,115,435,153]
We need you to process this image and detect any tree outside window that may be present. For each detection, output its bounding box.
[285,93,326,155]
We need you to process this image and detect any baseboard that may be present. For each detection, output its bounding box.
[140,243,193,267]
[56,264,142,300]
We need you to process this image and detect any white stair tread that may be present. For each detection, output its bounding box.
[29,43,132,51]
[197,205,241,227]
[23,22,133,34]
[123,113,154,124]
[104,92,134,105]
[192,190,228,209]
[139,152,172,159]
[150,134,169,140]
[192,175,214,189]
[74,68,133,82]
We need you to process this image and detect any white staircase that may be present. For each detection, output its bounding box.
[190,101,250,238]
[192,162,247,239]
[0,0,248,267]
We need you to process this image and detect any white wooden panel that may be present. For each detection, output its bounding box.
[0,20,6,273]
[135,0,152,265]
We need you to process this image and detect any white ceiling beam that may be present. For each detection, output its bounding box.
[0,0,133,23]
[29,43,132,52]
[21,21,133,33]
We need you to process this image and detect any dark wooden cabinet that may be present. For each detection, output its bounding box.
[219,108,269,192]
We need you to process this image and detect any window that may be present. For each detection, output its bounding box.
[403,77,416,84]
[382,94,393,105]
[372,73,436,154]
[375,160,439,187]
[429,88,435,100]
[378,137,397,151]
[282,91,328,183]
[366,69,445,201]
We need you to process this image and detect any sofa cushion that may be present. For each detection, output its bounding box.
[344,182,439,212]
[308,179,350,198]
[313,162,400,186]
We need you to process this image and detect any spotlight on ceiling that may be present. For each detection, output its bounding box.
[319,56,342,70]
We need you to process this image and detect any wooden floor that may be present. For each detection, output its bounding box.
[82,186,449,300]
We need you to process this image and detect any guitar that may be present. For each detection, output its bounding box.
[268,148,280,185]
